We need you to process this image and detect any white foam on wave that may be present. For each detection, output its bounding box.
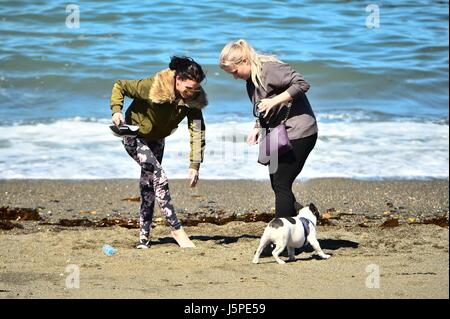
[0,117,448,180]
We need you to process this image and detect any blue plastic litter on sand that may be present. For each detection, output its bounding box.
[102,244,117,256]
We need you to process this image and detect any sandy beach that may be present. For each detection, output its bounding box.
[0,178,448,299]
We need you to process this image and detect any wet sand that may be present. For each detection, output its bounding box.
[0,178,448,299]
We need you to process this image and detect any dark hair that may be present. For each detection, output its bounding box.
[169,56,205,83]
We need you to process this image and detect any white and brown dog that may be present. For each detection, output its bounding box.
[253,203,331,264]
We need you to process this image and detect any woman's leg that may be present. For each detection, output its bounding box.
[270,133,317,218]
[138,167,155,237]
[123,137,160,238]
[123,136,195,247]
[137,139,165,238]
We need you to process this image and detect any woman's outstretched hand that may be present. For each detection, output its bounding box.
[188,168,199,187]
[112,112,124,126]
[247,128,260,145]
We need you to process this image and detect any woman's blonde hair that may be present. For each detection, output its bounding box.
[219,39,283,89]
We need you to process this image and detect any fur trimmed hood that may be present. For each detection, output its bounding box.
[148,68,208,109]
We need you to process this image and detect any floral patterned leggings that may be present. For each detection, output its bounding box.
[122,136,181,236]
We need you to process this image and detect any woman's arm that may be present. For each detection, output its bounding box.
[257,63,310,117]
[279,64,310,97]
[110,77,153,115]
[187,108,206,171]
[266,90,293,107]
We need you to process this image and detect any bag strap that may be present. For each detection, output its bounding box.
[282,101,293,123]
[253,101,260,118]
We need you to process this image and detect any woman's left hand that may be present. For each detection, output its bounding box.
[188,168,199,187]
[257,98,278,118]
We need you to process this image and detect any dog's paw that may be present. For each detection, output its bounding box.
[252,258,259,264]
[320,254,331,259]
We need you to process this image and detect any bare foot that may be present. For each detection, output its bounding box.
[171,227,196,248]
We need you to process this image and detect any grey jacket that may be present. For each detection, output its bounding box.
[246,62,318,140]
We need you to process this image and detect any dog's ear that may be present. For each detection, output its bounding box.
[309,203,320,218]
[294,202,304,212]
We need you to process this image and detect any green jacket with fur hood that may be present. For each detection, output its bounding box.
[110,68,207,170]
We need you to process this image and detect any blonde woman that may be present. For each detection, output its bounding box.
[220,39,317,219]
